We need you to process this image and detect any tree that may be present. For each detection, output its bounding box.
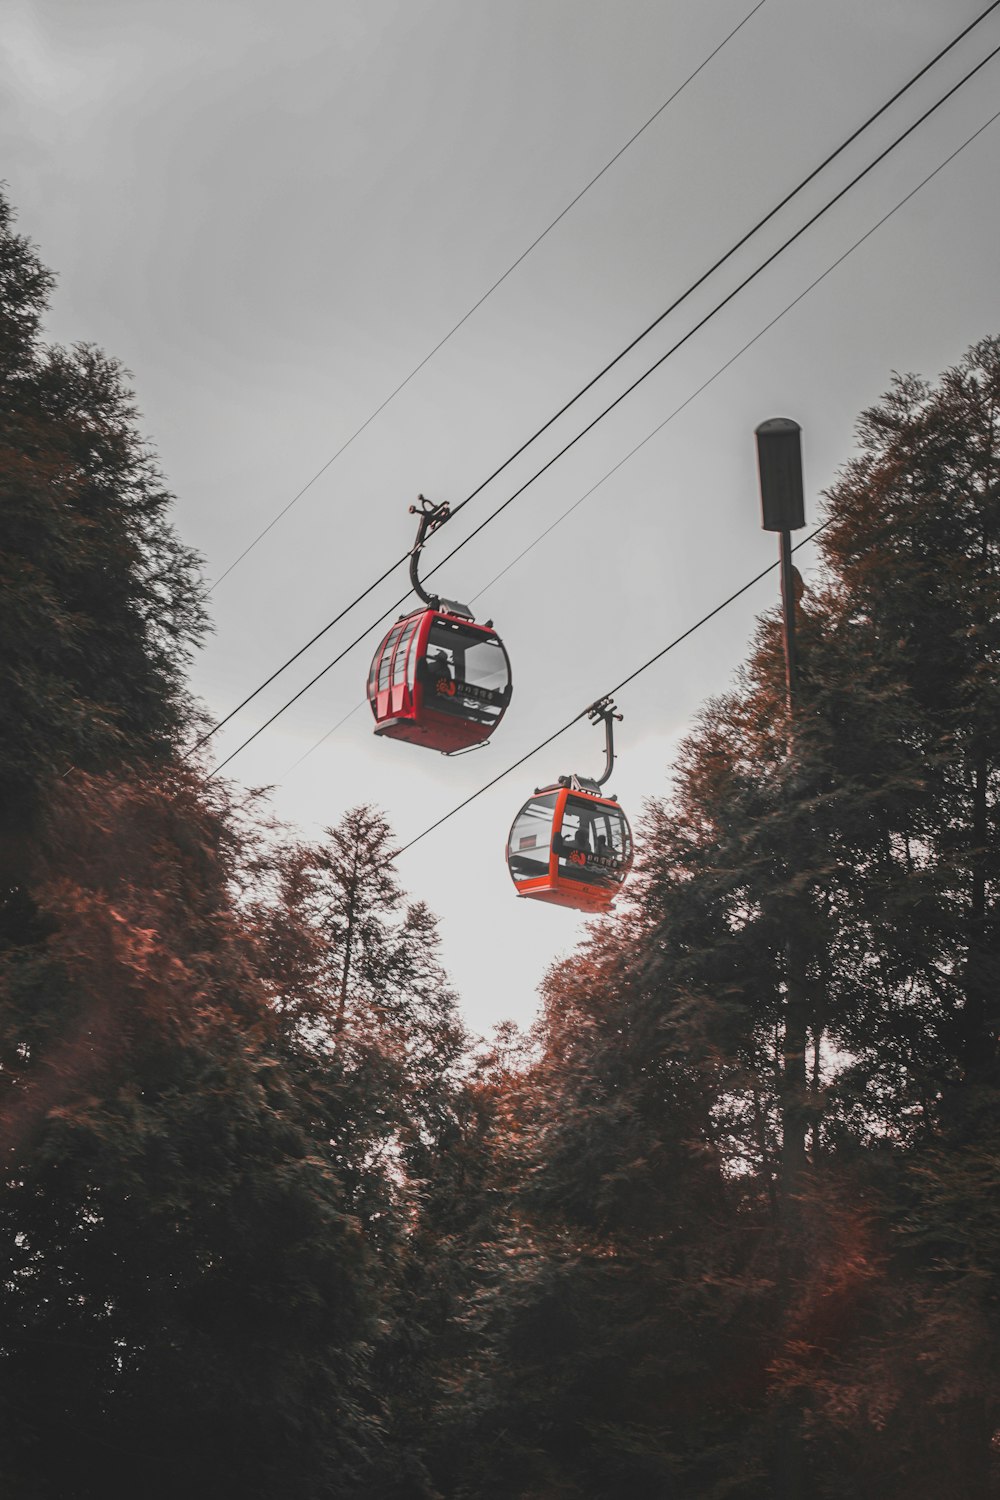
[0,191,205,873]
[0,770,392,1499]
[436,338,1000,1498]
[0,194,398,1496]
[251,806,466,1168]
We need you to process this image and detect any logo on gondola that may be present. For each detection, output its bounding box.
[435,677,457,697]
[563,849,623,873]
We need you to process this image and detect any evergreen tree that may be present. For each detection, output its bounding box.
[247,805,476,1496]
[0,194,399,1496]
[437,338,1000,1498]
[0,770,389,1498]
[251,806,466,1176]
[0,192,205,873]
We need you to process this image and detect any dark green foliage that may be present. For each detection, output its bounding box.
[0,771,390,1498]
[426,340,1000,1498]
[249,805,468,1237]
[0,191,449,1496]
[0,195,205,867]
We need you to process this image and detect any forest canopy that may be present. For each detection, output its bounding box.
[2,189,999,1498]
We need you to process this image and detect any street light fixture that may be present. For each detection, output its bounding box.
[755,418,805,713]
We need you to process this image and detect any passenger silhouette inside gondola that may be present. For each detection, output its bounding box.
[422,648,455,701]
[556,818,590,863]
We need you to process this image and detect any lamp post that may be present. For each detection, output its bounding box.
[755,417,811,1229]
[755,417,812,1494]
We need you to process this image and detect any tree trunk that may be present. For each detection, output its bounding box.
[963,751,996,1079]
[779,928,809,1216]
[334,844,361,1038]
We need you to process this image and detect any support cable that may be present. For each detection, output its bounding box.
[394,531,827,857]
[391,102,1000,858]
[468,103,1000,601]
[281,93,1000,781]
[189,5,1000,762]
[207,0,770,592]
[203,39,1000,780]
[188,4,999,757]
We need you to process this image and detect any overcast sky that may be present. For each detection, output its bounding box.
[4,0,1000,1039]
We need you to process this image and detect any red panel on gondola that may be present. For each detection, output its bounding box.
[367,608,512,754]
[505,784,633,913]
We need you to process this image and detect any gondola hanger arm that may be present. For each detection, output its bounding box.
[408,495,450,608]
[586,697,621,788]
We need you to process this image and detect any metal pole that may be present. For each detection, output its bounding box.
[778,527,799,718]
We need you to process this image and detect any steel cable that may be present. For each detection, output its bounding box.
[204,34,1000,779]
[187,4,1000,760]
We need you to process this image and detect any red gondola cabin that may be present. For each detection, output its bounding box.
[367,604,512,754]
[506,780,633,912]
